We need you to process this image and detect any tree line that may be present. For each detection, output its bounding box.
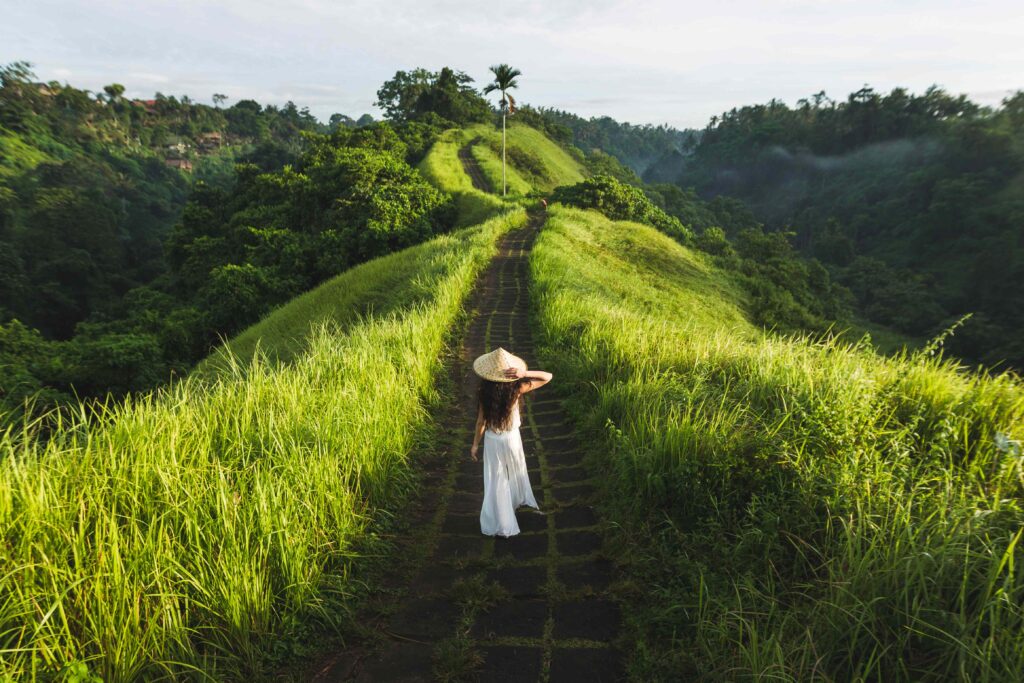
[0,63,492,420]
[643,85,1024,369]
[534,107,698,176]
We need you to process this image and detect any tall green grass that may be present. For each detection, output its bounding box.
[418,124,585,206]
[464,122,585,195]
[198,224,502,373]
[468,142,532,197]
[531,206,1024,681]
[0,208,526,680]
[416,129,506,227]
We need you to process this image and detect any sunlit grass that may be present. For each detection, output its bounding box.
[464,122,585,193]
[416,128,506,227]
[418,123,585,208]
[0,128,57,179]
[0,208,526,681]
[198,219,522,372]
[531,205,1024,682]
[469,141,532,197]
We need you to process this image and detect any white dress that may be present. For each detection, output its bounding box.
[480,403,539,536]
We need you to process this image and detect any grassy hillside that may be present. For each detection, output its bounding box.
[198,207,522,373]
[0,208,525,681]
[417,128,506,227]
[470,140,534,196]
[11,109,1011,682]
[419,123,586,210]
[465,122,586,195]
[531,205,1024,681]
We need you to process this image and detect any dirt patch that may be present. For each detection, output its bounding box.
[459,141,491,193]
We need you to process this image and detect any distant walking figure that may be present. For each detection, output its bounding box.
[540,197,548,211]
[470,348,553,537]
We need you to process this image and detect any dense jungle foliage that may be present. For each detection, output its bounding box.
[0,62,466,419]
[651,86,1024,370]
[533,106,698,175]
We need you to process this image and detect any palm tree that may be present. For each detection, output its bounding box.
[482,64,521,196]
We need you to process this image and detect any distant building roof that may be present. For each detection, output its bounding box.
[130,99,159,113]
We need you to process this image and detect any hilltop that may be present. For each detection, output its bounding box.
[201,119,586,374]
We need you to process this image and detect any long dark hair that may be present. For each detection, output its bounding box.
[478,378,532,432]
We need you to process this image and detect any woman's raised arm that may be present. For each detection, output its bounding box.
[503,367,552,393]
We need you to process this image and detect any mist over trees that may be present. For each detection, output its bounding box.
[652,86,1024,369]
[534,107,699,175]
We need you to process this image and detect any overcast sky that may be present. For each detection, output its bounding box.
[3,0,1022,129]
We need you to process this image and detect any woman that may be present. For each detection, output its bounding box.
[470,347,553,537]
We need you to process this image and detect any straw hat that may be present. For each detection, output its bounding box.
[473,347,527,382]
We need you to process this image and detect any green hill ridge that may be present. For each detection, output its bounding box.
[532,205,1024,681]
[1,118,1021,682]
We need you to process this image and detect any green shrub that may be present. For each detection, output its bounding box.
[585,149,642,185]
[552,175,694,244]
[695,226,734,257]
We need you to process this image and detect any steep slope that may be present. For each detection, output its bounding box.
[464,121,586,195]
[419,123,586,212]
[531,205,1024,681]
[0,208,525,681]
[417,128,506,227]
[198,208,521,373]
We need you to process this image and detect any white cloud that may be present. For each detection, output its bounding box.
[1,0,1021,127]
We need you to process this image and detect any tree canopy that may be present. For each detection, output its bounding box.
[375,67,492,125]
[667,85,1024,368]
[0,63,454,419]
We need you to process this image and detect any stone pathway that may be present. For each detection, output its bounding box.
[458,141,491,193]
[311,211,621,682]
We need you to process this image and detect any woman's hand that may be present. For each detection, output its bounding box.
[514,368,553,394]
[470,444,479,462]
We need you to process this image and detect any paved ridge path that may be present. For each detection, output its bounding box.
[314,213,623,681]
[458,141,491,193]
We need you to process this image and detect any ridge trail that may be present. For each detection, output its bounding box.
[311,147,621,682]
[458,141,492,193]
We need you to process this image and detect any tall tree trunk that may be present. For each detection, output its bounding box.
[501,109,507,196]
